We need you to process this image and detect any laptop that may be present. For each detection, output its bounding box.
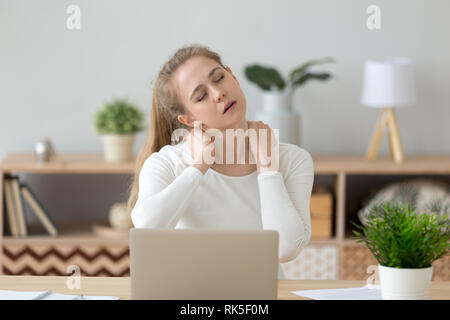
[129,228,279,300]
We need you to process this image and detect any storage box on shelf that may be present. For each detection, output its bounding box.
[1,153,449,279]
[310,186,333,239]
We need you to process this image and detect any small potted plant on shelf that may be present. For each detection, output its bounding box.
[94,98,144,163]
[352,203,449,300]
[243,58,334,145]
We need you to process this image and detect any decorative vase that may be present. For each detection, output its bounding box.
[101,133,136,163]
[378,264,433,300]
[34,138,56,163]
[255,90,300,145]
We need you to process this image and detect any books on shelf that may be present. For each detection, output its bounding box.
[20,182,58,236]
[3,178,18,237]
[2,175,58,237]
[11,177,27,236]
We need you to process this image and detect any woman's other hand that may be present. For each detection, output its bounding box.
[247,121,279,173]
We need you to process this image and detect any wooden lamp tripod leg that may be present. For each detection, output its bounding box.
[366,108,388,161]
[386,107,405,163]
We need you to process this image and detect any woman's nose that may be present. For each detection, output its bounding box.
[214,91,225,103]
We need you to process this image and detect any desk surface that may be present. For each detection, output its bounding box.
[0,276,449,300]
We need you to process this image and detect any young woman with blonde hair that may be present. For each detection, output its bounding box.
[127,44,314,279]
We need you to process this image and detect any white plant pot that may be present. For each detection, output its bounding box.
[378,264,433,300]
[255,90,300,145]
[101,133,136,163]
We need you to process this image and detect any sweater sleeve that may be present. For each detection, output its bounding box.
[131,153,204,229]
[256,148,314,263]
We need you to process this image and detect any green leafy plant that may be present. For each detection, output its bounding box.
[352,203,450,269]
[244,57,334,92]
[95,98,144,134]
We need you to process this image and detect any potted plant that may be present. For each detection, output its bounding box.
[352,203,449,300]
[94,98,144,163]
[244,58,333,145]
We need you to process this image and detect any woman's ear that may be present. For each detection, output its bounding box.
[178,114,203,129]
[177,114,193,127]
[178,115,209,131]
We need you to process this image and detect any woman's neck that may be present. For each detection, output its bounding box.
[213,118,253,166]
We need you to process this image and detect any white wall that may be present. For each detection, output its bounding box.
[1,0,449,223]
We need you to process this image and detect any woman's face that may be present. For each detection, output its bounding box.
[173,56,247,131]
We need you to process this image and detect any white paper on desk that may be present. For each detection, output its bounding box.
[0,290,119,300]
[41,293,119,300]
[0,290,49,300]
[292,285,382,300]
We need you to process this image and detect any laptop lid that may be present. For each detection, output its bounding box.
[130,228,279,300]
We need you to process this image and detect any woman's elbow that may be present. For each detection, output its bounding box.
[279,249,298,263]
[279,234,311,263]
[130,206,142,228]
[131,204,172,229]
[131,205,156,228]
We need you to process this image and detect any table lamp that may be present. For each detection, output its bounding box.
[361,57,416,163]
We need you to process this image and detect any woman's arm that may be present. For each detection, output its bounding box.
[256,148,314,263]
[131,153,204,229]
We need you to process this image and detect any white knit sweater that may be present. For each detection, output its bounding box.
[131,141,314,279]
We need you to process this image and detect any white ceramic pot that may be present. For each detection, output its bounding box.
[255,90,300,145]
[378,264,433,300]
[101,133,136,163]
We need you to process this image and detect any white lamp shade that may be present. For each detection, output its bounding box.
[361,57,417,108]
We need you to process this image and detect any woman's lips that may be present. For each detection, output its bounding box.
[223,101,236,114]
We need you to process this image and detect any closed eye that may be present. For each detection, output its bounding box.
[197,75,224,102]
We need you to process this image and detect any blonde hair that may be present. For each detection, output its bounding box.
[127,44,226,216]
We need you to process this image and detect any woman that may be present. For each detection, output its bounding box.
[127,44,314,279]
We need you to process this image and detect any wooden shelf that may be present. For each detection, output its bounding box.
[0,154,135,174]
[3,223,129,246]
[2,153,449,175]
[312,155,450,174]
[308,237,363,246]
[309,238,340,245]
[3,232,337,246]
[341,238,363,246]
[2,228,340,246]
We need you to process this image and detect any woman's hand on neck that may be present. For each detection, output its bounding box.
[203,117,251,167]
